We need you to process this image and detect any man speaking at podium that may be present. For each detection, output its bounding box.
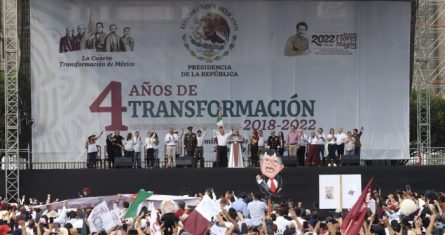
[228,129,244,168]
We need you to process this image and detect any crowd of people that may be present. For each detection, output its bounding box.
[85,125,363,169]
[0,186,443,235]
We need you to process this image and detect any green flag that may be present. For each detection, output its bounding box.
[124,189,153,218]
[216,108,223,127]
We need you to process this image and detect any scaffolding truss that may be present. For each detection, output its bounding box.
[414,0,445,162]
[3,0,20,202]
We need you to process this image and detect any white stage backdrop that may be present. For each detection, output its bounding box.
[30,0,411,162]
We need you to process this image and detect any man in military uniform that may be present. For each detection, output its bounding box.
[284,22,309,56]
[267,131,280,151]
[183,126,198,159]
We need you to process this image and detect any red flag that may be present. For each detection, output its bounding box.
[340,177,373,235]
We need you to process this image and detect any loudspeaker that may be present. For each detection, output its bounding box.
[282,156,298,167]
[114,157,133,168]
[176,156,194,168]
[341,155,360,166]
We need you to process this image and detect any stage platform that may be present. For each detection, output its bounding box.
[2,166,443,205]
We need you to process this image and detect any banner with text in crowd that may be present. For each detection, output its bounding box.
[30,0,410,162]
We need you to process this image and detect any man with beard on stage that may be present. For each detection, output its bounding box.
[228,129,244,168]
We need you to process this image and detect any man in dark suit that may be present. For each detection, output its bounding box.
[256,149,284,198]
[267,131,279,151]
[59,27,76,53]
[112,130,124,159]
[87,22,107,52]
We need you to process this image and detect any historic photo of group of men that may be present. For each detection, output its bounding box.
[59,22,134,53]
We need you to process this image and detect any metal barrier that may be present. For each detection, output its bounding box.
[0,159,250,170]
[2,147,445,170]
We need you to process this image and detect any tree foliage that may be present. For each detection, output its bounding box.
[410,90,445,147]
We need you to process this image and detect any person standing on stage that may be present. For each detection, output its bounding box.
[316,128,327,165]
[344,131,356,156]
[195,127,206,168]
[133,131,142,168]
[175,129,184,158]
[335,128,347,163]
[106,133,115,168]
[286,125,299,160]
[123,133,135,162]
[248,129,259,167]
[144,131,153,168]
[228,129,244,168]
[267,131,279,151]
[151,132,160,167]
[85,131,103,169]
[297,128,308,166]
[148,132,160,168]
[307,131,318,166]
[183,126,198,158]
[353,127,363,158]
[277,131,286,157]
[326,128,337,166]
[165,128,178,168]
[214,126,232,168]
[257,130,266,155]
[112,130,124,161]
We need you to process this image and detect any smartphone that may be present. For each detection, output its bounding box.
[405,185,411,192]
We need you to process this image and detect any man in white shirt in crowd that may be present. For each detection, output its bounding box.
[297,129,308,166]
[195,127,206,168]
[335,128,347,164]
[133,131,142,168]
[231,192,249,218]
[274,208,292,235]
[164,128,178,168]
[246,193,268,227]
[316,128,326,166]
[214,126,232,168]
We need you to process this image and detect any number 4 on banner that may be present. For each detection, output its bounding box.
[89,81,128,131]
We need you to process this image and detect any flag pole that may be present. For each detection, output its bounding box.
[340,175,350,234]
[339,175,343,211]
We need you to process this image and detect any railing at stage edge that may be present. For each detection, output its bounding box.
[1,147,445,170]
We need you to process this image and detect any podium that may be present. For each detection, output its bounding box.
[228,140,244,168]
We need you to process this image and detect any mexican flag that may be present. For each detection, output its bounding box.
[124,189,153,218]
[183,195,221,235]
[216,108,223,127]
